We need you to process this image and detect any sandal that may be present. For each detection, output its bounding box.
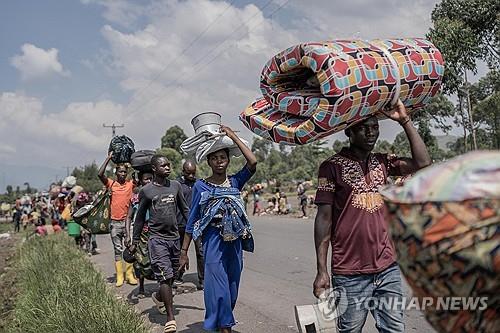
[164,320,177,332]
[152,292,167,314]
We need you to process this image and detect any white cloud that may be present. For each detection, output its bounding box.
[10,43,70,81]
[81,0,147,27]
[0,92,122,166]
[98,0,299,141]
[96,0,441,143]
[5,0,445,170]
[0,143,16,154]
[289,0,439,41]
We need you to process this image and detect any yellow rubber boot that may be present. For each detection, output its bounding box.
[125,262,138,285]
[115,261,124,287]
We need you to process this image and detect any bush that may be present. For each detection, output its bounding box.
[6,234,149,333]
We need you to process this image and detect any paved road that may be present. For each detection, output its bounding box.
[90,215,435,333]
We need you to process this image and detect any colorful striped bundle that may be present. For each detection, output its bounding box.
[240,38,444,144]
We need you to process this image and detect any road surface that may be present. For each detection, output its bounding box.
[90,215,435,333]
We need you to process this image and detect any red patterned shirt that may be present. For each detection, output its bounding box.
[315,148,404,275]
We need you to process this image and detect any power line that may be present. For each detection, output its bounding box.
[123,0,236,107]
[124,0,287,120]
[103,123,125,137]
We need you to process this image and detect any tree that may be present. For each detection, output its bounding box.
[428,0,499,93]
[447,128,494,154]
[374,140,393,154]
[392,132,411,157]
[469,70,500,149]
[24,182,31,194]
[412,94,455,132]
[332,139,349,153]
[251,137,273,161]
[160,126,188,152]
[71,162,105,193]
[428,0,500,150]
[6,185,12,195]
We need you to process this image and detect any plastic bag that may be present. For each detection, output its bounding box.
[108,135,135,164]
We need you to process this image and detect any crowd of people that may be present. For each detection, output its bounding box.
[92,101,431,333]
[241,181,315,217]
[4,99,439,333]
[89,125,256,332]
[9,185,98,251]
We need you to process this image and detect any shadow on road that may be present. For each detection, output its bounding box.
[181,272,204,290]
[177,321,242,333]
[126,282,157,304]
[105,274,115,284]
[141,304,204,326]
[141,306,169,326]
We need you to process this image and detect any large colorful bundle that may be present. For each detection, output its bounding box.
[240,38,443,144]
[380,151,500,333]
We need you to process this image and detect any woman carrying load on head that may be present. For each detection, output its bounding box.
[179,125,257,333]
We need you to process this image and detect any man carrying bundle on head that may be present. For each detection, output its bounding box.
[98,152,137,287]
[313,100,432,333]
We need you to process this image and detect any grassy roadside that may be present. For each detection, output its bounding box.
[0,221,18,332]
[4,233,149,333]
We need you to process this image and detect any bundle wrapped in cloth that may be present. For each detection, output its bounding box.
[380,151,500,333]
[240,38,444,144]
[108,135,135,164]
[181,112,248,163]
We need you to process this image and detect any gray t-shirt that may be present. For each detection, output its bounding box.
[133,180,189,241]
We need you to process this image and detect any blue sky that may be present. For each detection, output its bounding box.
[0,1,126,109]
[1,0,468,189]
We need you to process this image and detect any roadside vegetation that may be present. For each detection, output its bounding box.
[4,233,149,333]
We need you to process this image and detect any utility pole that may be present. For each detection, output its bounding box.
[103,123,124,137]
[62,166,72,177]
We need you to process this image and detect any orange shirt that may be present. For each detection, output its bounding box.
[106,178,134,221]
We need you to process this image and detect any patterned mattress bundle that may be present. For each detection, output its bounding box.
[380,151,500,333]
[240,38,444,144]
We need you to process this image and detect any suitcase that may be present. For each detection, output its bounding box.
[130,150,155,172]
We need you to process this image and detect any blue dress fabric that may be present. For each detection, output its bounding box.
[186,166,253,330]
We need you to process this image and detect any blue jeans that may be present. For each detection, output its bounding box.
[332,263,404,333]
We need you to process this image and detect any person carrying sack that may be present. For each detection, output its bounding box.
[98,152,137,287]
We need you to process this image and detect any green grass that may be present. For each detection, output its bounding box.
[6,234,149,333]
[0,221,13,233]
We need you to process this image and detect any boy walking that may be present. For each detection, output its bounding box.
[132,155,189,333]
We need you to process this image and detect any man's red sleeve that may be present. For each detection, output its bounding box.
[314,160,336,205]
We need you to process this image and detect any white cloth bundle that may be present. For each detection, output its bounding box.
[180,130,248,163]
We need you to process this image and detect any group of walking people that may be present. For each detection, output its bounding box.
[99,125,256,333]
[99,99,431,333]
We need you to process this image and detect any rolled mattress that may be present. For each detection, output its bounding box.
[240,38,444,144]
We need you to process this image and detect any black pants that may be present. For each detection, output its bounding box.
[177,226,205,283]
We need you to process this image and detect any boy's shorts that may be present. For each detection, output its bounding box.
[148,237,180,282]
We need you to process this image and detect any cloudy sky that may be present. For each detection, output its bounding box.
[1,0,444,189]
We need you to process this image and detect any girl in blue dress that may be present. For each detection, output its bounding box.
[179,125,257,333]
